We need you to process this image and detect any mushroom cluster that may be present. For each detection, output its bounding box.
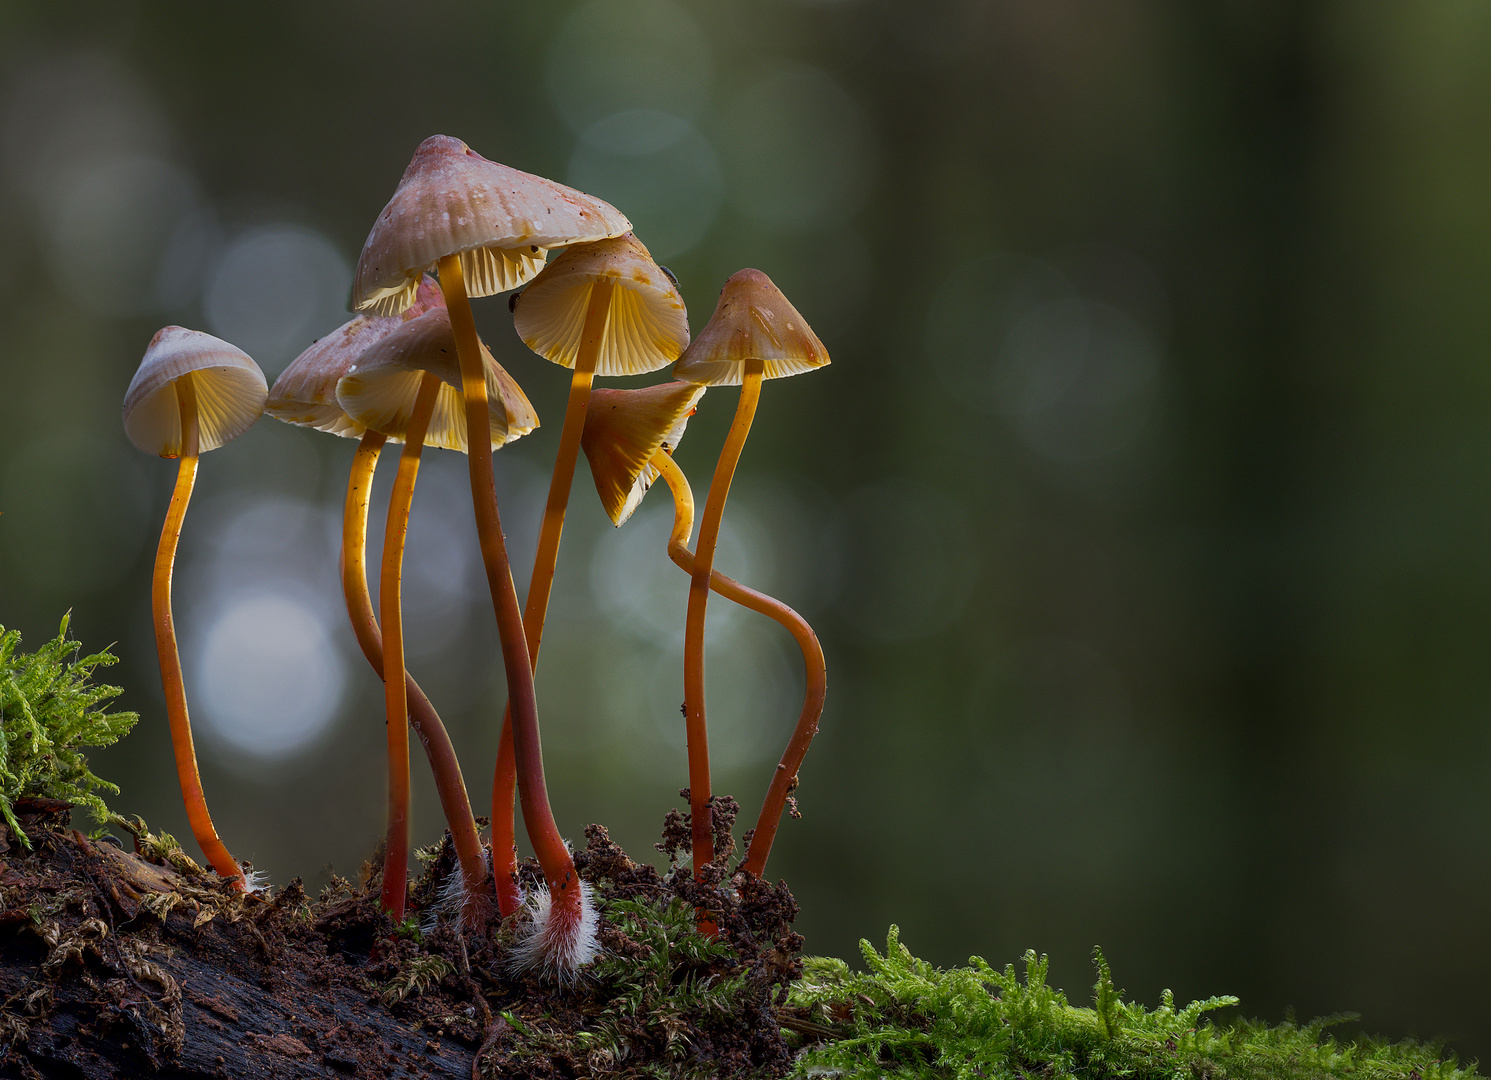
[120,134,832,981]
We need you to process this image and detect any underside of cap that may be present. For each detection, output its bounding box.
[335,307,537,452]
[124,327,268,456]
[353,135,631,315]
[672,268,830,387]
[513,234,689,377]
[581,381,705,526]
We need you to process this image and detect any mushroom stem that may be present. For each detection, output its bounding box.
[341,430,491,924]
[151,371,247,889]
[378,372,441,923]
[653,450,826,879]
[491,278,615,916]
[682,360,764,874]
[437,254,582,936]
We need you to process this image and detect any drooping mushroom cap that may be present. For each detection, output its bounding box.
[353,135,632,317]
[512,233,689,377]
[267,276,446,438]
[580,381,706,526]
[335,306,538,453]
[123,327,268,457]
[672,269,830,387]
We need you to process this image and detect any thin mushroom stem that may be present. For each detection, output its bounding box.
[341,429,491,924]
[437,254,581,931]
[151,371,247,889]
[491,278,615,916]
[653,451,826,879]
[683,360,765,874]
[378,371,441,923]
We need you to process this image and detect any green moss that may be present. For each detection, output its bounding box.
[0,614,138,848]
[789,928,1477,1080]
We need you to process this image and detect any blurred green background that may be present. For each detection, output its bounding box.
[3,0,1490,1060]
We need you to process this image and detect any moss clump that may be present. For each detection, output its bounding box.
[788,927,1477,1080]
[0,614,137,847]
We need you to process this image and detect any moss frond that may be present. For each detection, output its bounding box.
[0,615,138,848]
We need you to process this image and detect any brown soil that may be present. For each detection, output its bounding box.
[0,797,803,1079]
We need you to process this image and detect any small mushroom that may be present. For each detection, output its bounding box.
[123,326,268,889]
[671,270,829,876]
[267,277,491,926]
[338,306,536,925]
[352,135,625,971]
[488,232,688,909]
[579,381,826,880]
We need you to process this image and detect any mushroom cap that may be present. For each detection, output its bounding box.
[353,135,632,316]
[123,327,268,457]
[335,306,538,452]
[672,268,830,387]
[512,233,689,377]
[267,276,446,438]
[580,381,706,526]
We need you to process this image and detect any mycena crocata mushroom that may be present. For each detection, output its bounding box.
[494,232,688,910]
[351,134,626,972]
[123,326,268,890]
[579,381,826,879]
[266,277,491,925]
[671,270,830,876]
[337,306,537,925]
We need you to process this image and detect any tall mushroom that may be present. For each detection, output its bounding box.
[123,326,268,889]
[580,381,826,879]
[337,307,537,927]
[267,279,492,925]
[671,270,829,876]
[492,232,688,903]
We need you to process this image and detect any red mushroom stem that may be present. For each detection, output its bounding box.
[151,371,248,890]
[490,278,615,917]
[653,449,825,879]
[437,254,582,933]
[341,429,491,925]
[682,360,765,874]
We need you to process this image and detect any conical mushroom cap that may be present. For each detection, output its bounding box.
[672,269,830,387]
[267,276,446,438]
[580,381,705,526]
[336,307,538,452]
[353,135,632,316]
[123,327,268,457]
[512,233,689,377]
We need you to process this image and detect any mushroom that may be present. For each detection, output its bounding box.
[671,270,829,875]
[266,276,491,925]
[337,306,537,925]
[579,381,826,879]
[490,232,687,906]
[123,326,268,889]
[351,134,627,972]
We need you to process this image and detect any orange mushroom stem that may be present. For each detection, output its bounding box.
[151,373,248,890]
[682,359,764,872]
[438,254,592,971]
[651,450,825,878]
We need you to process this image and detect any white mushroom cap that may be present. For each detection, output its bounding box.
[672,269,829,387]
[353,135,632,316]
[123,327,268,457]
[335,306,538,452]
[580,381,706,526]
[267,276,445,439]
[512,233,689,377]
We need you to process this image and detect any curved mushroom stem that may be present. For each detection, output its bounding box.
[378,372,441,923]
[682,360,765,875]
[653,451,826,879]
[438,255,586,968]
[342,430,491,927]
[491,278,615,918]
[151,372,247,890]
